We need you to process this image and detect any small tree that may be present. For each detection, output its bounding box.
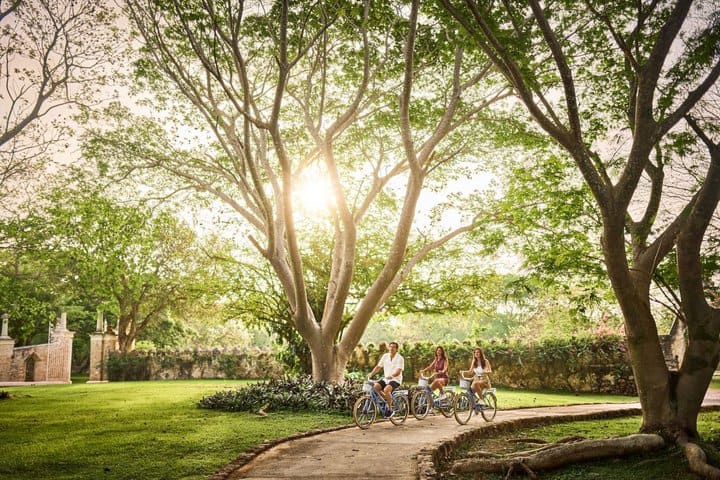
[40,186,222,352]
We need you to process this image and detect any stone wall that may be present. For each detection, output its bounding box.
[105,337,636,395]
[88,329,118,382]
[0,313,74,384]
[659,317,687,371]
[107,348,283,381]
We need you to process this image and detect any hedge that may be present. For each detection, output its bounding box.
[106,336,636,395]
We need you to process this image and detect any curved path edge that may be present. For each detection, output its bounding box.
[213,391,720,480]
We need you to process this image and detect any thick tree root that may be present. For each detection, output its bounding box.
[503,461,538,479]
[680,439,720,480]
[451,434,665,475]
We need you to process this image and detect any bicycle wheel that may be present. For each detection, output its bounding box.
[353,395,376,429]
[389,395,409,425]
[438,391,455,418]
[453,391,473,425]
[480,391,497,421]
[411,390,432,420]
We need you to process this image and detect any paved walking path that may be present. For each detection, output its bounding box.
[220,390,720,480]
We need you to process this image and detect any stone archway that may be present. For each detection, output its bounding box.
[24,354,38,382]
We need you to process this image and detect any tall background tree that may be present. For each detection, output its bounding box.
[38,185,225,352]
[440,0,720,475]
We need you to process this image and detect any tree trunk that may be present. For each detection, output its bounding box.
[117,315,137,353]
[602,220,673,432]
[674,138,720,438]
[675,336,720,436]
[309,342,349,383]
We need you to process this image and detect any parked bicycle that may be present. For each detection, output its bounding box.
[353,380,409,429]
[410,374,454,420]
[453,372,497,424]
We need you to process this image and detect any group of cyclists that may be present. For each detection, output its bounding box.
[366,342,492,412]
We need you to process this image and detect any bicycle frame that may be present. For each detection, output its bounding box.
[369,385,393,414]
[411,375,455,420]
[420,385,451,409]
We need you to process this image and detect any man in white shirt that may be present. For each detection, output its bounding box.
[367,341,404,413]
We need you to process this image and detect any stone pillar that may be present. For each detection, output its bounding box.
[88,312,118,383]
[48,312,74,383]
[95,308,104,332]
[0,313,15,382]
[1,313,9,338]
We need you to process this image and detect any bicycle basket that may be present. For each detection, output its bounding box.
[418,377,429,387]
[459,378,471,389]
[362,381,374,393]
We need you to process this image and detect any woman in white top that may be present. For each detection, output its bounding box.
[461,347,492,400]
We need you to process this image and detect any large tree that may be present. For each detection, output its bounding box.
[0,0,118,203]
[441,0,720,476]
[89,0,510,381]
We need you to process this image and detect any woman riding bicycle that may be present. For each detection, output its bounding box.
[460,347,492,402]
[420,346,450,396]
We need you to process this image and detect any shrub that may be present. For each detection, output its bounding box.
[0,390,9,400]
[198,375,364,414]
[106,353,151,381]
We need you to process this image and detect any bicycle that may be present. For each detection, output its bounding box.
[453,372,497,424]
[353,380,409,429]
[410,373,454,420]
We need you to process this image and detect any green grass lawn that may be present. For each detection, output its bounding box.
[711,377,720,390]
[0,380,349,480]
[490,386,636,409]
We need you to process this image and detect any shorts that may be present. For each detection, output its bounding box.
[378,379,400,391]
[473,375,491,388]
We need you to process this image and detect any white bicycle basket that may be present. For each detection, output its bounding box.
[459,378,471,389]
